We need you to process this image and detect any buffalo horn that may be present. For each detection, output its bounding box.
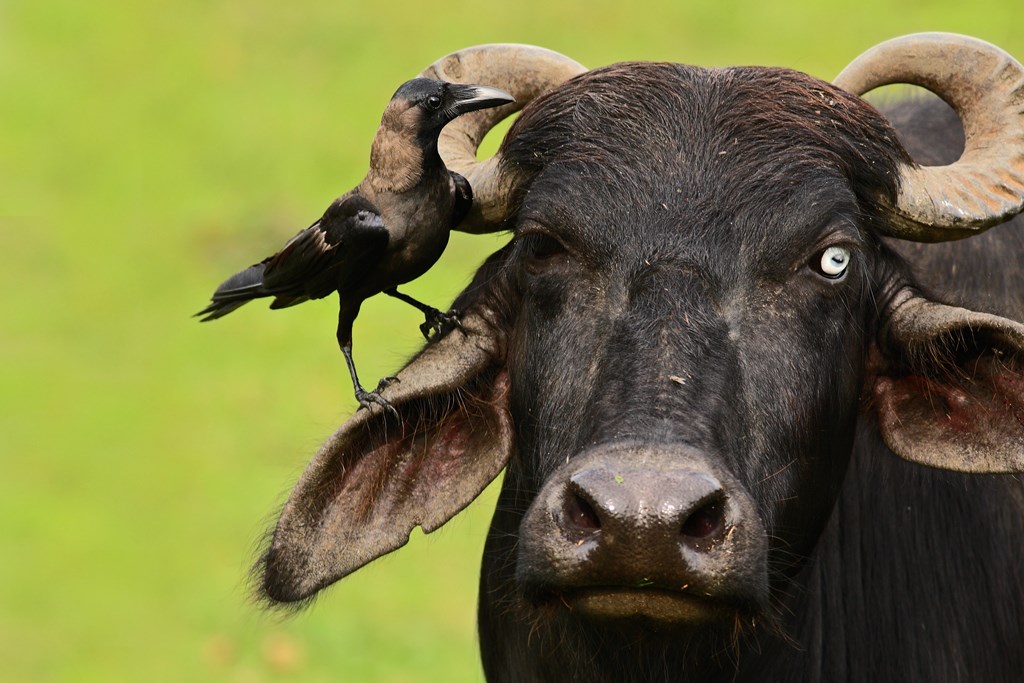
[419,44,587,233]
[835,32,1024,242]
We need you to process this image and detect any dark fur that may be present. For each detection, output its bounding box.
[447,65,1024,681]
[253,63,1024,681]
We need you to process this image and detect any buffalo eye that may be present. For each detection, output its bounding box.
[522,233,568,270]
[426,95,442,110]
[813,245,851,280]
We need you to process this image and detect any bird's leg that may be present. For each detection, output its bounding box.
[337,309,398,417]
[341,344,399,417]
[383,287,462,341]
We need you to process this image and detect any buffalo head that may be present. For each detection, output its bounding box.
[254,34,1024,681]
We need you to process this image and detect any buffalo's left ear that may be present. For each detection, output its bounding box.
[258,307,513,604]
[872,289,1024,472]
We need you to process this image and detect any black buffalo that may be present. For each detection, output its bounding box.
[255,37,1024,681]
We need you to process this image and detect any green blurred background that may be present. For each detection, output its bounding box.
[3,1,1021,680]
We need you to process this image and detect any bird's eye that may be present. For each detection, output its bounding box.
[814,245,851,280]
[426,95,442,110]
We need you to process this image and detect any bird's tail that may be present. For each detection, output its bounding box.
[196,262,268,321]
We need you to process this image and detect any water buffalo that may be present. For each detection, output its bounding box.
[257,35,1024,681]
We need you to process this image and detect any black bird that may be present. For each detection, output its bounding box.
[197,79,514,412]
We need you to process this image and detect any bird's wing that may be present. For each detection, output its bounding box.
[262,196,389,300]
[450,171,473,229]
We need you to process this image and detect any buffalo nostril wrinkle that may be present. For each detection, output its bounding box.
[680,499,726,547]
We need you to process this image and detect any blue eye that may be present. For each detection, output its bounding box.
[818,246,851,279]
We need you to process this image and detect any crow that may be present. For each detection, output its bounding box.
[197,79,514,413]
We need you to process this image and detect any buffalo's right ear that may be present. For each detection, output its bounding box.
[871,289,1024,473]
[258,271,515,603]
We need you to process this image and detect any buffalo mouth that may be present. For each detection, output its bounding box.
[523,580,764,626]
[558,585,750,624]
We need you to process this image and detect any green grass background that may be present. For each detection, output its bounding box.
[3,1,1021,680]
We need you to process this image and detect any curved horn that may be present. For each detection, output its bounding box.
[419,44,587,233]
[834,33,1024,242]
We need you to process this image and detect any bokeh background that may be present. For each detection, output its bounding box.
[3,1,1022,680]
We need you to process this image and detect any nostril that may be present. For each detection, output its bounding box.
[564,492,602,532]
[680,498,726,548]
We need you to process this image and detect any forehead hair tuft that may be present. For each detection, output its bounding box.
[500,62,912,229]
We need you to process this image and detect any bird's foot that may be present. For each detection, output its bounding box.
[419,308,463,342]
[355,385,399,418]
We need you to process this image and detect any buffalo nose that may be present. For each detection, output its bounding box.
[563,468,728,553]
[516,446,768,617]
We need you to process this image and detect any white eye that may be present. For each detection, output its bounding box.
[818,246,851,279]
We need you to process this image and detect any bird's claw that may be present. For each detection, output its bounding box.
[375,375,400,392]
[355,386,399,419]
[419,308,464,342]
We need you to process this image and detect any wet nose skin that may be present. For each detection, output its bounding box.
[516,445,768,622]
[565,466,729,559]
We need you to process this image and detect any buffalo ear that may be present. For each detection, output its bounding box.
[872,292,1024,473]
[259,310,512,604]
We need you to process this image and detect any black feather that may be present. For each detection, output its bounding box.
[198,77,512,411]
[195,196,388,322]
[195,262,268,321]
[451,171,473,228]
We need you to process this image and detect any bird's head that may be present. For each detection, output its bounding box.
[385,78,515,140]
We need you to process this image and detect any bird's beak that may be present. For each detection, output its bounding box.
[447,84,516,116]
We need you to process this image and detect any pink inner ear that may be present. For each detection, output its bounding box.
[423,370,511,481]
[335,432,410,526]
[436,412,474,458]
[425,412,472,478]
[323,369,512,527]
[992,369,1024,422]
[873,354,1024,472]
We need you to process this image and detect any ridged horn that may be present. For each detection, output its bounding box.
[834,32,1024,242]
[419,44,587,234]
